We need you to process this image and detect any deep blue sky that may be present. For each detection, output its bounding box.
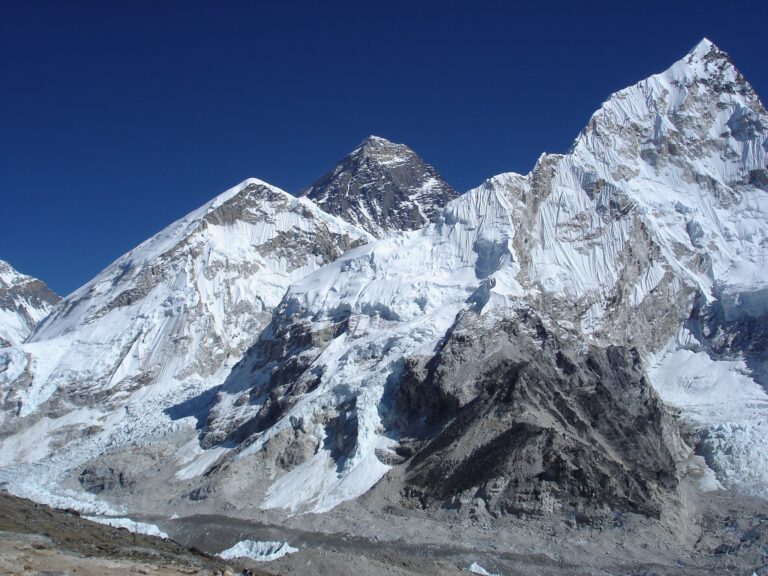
[2,1,767,296]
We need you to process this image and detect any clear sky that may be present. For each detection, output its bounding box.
[2,0,767,296]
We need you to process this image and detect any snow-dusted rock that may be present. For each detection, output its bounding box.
[0,260,59,347]
[301,135,458,237]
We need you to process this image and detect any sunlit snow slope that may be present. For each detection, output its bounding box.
[0,260,59,347]
[0,179,370,509]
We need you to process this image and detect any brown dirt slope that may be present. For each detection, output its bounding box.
[0,492,261,576]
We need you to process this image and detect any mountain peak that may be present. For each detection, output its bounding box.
[667,37,754,93]
[351,135,416,168]
[683,38,731,67]
[573,35,761,159]
[0,259,23,289]
[0,259,59,346]
[301,139,458,237]
[359,134,397,147]
[688,37,717,59]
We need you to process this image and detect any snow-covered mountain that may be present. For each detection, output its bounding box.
[0,39,766,523]
[300,135,458,237]
[0,178,370,508]
[189,38,767,514]
[0,260,59,347]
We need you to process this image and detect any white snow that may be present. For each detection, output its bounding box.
[649,348,767,425]
[630,260,665,306]
[174,442,231,481]
[0,407,102,467]
[0,260,57,346]
[83,516,169,538]
[217,539,298,561]
[692,455,723,492]
[0,177,371,511]
[649,342,768,497]
[467,562,501,576]
[515,38,768,340]
[261,447,391,514]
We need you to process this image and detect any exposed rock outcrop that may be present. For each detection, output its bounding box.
[301,135,458,237]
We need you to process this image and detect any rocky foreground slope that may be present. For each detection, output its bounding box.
[0,37,766,576]
[0,492,252,576]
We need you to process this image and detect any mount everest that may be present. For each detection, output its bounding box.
[0,39,766,530]
[300,135,458,237]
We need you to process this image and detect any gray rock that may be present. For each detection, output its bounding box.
[300,135,458,237]
[392,310,686,519]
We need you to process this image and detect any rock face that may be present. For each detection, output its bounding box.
[0,260,59,347]
[395,311,685,519]
[300,135,458,237]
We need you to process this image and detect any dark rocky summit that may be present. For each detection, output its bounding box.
[300,135,458,237]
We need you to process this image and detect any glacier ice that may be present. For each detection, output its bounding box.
[217,539,298,561]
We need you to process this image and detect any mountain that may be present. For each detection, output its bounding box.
[187,38,767,515]
[300,135,458,237]
[0,178,370,509]
[0,260,59,347]
[0,39,766,533]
